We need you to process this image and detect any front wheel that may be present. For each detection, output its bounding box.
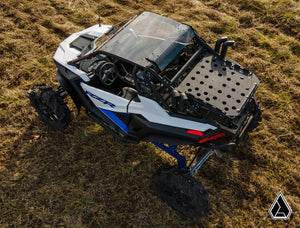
[28,84,71,131]
[152,164,210,219]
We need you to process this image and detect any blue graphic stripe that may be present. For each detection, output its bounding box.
[100,108,129,133]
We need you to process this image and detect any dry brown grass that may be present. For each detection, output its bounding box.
[0,0,299,227]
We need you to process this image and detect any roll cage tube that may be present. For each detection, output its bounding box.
[142,68,173,113]
[131,66,175,113]
[132,66,208,119]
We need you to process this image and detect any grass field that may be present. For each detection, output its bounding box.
[0,0,299,227]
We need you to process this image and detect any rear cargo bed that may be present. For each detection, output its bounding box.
[175,53,260,117]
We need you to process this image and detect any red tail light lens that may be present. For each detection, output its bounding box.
[199,132,225,143]
[186,130,204,136]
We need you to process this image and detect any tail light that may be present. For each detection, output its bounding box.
[186,130,204,136]
[199,132,225,143]
[187,130,225,143]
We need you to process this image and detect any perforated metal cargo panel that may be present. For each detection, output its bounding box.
[176,54,260,116]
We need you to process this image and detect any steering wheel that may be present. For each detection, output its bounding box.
[96,61,118,86]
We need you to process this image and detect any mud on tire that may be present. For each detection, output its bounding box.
[152,164,210,219]
[28,84,71,131]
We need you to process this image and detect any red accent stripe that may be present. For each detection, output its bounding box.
[199,132,225,143]
[186,130,204,136]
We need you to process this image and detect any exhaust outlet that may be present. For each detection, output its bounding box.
[220,40,235,59]
[214,37,227,53]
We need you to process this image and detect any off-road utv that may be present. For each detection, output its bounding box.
[28,12,262,219]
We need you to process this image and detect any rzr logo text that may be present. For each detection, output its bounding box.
[85,91,116,108]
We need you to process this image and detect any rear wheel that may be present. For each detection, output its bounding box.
[152,164,210,219]
[28,84,71,131]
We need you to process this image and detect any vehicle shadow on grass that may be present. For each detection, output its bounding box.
[1,115,173,227]
[2,115,267,227]
[193,135,269,227]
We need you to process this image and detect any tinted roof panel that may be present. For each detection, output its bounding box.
[100,12,194,70]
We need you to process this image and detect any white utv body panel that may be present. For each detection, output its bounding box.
[128,96,216,132]
[53,24,112,82]
[81,83,216,132]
